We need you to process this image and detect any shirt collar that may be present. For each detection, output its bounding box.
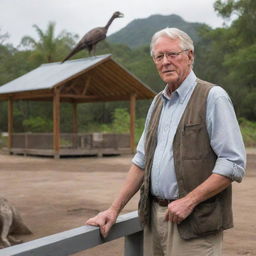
[162,71,197,103]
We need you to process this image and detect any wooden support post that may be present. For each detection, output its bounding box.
[72,102,78,148]
[53,88,60,158]
[8,97,13,154]
[72,102,78,134]
[130,94,136,154]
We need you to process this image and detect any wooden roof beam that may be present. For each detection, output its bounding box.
[10,91,53,100]
[60,94,131,102]
[82,75,91,95]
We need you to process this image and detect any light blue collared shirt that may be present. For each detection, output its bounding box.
[132,71,246,200]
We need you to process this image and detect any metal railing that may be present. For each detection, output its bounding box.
[0,211,143,256]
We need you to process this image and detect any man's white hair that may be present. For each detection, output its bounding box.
[150,27,194,57]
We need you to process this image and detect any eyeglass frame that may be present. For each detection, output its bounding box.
[152,49,189,63]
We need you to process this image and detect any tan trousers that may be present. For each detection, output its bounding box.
[143,201,223,256]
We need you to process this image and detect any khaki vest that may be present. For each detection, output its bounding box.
[138,79,233,240]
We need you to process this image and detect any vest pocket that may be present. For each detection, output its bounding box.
[182,123,210,159]
[190,198,223,235]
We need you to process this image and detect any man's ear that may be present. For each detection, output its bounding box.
[188,50,194,65]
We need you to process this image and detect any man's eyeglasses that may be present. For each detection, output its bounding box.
[153,49,189,63]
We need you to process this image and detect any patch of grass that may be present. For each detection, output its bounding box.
[239,118,256,147]
[0,134,8,148]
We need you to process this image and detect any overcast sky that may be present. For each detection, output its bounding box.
[0,0,224,47]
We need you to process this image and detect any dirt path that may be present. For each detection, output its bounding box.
[0,152,255,255]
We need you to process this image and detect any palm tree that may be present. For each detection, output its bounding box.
[0,28,9,45]
[21,21,78,63]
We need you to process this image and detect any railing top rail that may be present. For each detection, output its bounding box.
[0,211,142,256]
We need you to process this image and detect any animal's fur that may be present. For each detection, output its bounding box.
[0,197,32,248]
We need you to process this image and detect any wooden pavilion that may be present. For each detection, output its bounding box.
[0,54,156,158]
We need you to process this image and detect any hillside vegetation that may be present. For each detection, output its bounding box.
[107,14,203,48]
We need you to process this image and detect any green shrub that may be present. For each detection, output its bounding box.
[239,118,256,147]
[112,108,130,133]
[23,117,52,132]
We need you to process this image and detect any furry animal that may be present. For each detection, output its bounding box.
[62,11,124,63]
[0,197,32,248]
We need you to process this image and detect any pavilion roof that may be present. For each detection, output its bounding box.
[0,54,156,102]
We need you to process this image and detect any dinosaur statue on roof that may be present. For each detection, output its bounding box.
[62,11,124,63]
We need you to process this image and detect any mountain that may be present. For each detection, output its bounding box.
[107,14,206,48]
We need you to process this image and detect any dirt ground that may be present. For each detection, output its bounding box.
[0,150,256,255]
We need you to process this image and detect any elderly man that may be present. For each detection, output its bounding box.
[86,27,246,256]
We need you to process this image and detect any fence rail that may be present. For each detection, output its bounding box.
[11,133,130,150]
[0,211,143,256]
[6,132,131,157]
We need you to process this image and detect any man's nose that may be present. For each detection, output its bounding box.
[162,54,171,64]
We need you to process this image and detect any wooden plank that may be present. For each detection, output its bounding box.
[12,92,53,100]
[61,94,99,99]
[10,148,55,156]
[102,62,141,94]
[97,62,155,99]
[60,94,131,101]
[108,59,155,97]
[66,77,84,95]
[96,64,132,95]
[62,95,131,103]
[60,80,74,94]
[87,71,110,97]
[0,91,53,101]
[109,61,156,99]
[82,75,91,95]
[130,94,136,153]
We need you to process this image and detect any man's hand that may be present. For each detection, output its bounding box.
[164,197,195,224]
[165,174,232,224]
[86,164,144,238]
[86,207,118,238]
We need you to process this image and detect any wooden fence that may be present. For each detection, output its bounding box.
[6,132,131,157]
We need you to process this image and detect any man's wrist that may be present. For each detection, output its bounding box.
[184,192,200,209]
[109,203,122,215]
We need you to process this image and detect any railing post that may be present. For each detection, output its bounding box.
[124,230,143,256]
